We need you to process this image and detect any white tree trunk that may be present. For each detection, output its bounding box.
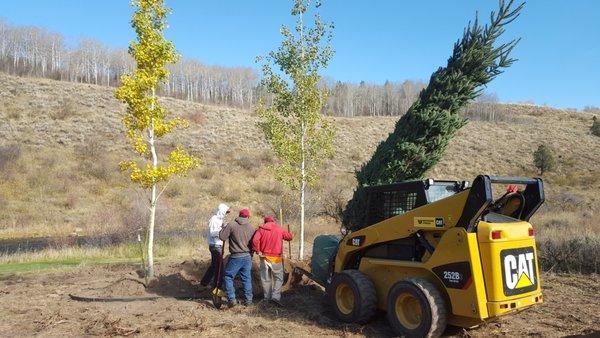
[146,88,158,278]
[298,6,306,261]
[147,182,157,278]
[299,122,306,260]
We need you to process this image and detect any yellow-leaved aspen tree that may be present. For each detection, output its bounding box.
[115,0,199,279]
[257,0,335,260]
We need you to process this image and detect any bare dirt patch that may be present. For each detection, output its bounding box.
[0,262,598,337]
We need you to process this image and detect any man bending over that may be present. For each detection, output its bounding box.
[252,215,293,305]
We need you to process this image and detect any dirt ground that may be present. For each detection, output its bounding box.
[0,261,598,337]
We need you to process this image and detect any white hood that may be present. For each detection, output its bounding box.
[207,203,229,246]
[215,203,230,220]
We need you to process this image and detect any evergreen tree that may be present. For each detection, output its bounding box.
[533,144,556,175]
[591,116,600,137]
[343,0,524,229]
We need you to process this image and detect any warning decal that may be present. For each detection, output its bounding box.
[414,217,444,228]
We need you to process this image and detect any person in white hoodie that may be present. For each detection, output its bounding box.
[200,203,230,287]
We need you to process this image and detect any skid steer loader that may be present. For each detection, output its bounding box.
[298,175,545,337]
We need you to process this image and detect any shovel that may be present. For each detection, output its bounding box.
[211,242,226,309]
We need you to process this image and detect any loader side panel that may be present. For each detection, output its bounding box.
[424,228,489,323]
[358,228,490,328]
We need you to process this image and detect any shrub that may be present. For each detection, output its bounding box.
[322,185,348,223]
[6,105,21,119]
[0,144,21,170]
[208,182,241,202]
[552,192,586,212]
[51,98,77,120]
[533,144,556,175]
[537,235,600,274]
[74,139,103,160]
[79,160,112,181]
[236,154,255,171]
[256,149,272,166]
[253,179,284,196]
[75,139,112,181]
[591,116,600,137]
[349,148,362,162]
[196,166,215,180]
[165,182,182,198]
[185,109,203,124]
[60,194,78,210]
[264,190,321,222]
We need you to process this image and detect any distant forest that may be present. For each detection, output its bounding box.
[0,19,505,117]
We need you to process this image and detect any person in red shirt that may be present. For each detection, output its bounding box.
[252,215,293,305]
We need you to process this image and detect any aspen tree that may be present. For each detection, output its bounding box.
[257,0,335,259]
[115,0,198,279]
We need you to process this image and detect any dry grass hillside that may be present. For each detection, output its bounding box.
[1,73,598,271]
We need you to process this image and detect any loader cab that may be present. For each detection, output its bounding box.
[364,179,468,227]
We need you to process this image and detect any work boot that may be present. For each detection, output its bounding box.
[271,298,282,307]
[242,299,253,307]
[227,299,237,309]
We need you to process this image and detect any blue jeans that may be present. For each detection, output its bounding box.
[223,254,253,302]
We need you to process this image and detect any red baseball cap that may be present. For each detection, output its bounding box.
[239,208,250,218]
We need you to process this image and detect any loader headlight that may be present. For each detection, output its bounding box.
[340,226,349,236]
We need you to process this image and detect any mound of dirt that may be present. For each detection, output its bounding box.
[69,257,313,302]
[103,278,149,298]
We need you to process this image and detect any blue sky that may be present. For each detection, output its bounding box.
[1,0,598,109]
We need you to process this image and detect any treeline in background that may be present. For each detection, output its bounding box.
[0,19,437,116]
[4,18,583,118]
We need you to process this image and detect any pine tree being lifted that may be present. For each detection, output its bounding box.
[343,0,524,229]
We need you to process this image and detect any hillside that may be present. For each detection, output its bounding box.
[0,73,598,265]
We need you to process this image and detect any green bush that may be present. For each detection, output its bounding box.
[591,116,600,137]
[533,144,556,175]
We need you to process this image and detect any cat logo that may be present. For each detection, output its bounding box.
[346,235,365,247]
[501,247,538,296]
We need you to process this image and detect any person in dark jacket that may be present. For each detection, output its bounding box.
[252,215,293,305]
[219,208,255,307]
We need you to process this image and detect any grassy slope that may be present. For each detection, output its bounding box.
[0,73,598,272]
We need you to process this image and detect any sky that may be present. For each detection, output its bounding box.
[0,0,598,109]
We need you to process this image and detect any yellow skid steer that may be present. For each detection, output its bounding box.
[298,175,545,337]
